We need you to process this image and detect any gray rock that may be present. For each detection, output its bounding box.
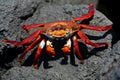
[0,0,43,78]
[98,41,120,80]
[0,3,113,80]
[0,0,43,51]
[44,0,98,7]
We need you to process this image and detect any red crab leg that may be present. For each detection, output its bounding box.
[34,39,45,69]
[79,24,112,31]
[18,35,41,61]
[73,36,84,64]
[22,23,44,30]
[46,40,55,56]
[77,31,109,47]
[3,29,41,46]
[62,39,71,55]
[73,3,94,21]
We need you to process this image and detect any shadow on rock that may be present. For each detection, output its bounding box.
[0,46,23,69]
[97,0,120,45]
[74,41,108,61]
[87,29,112,40]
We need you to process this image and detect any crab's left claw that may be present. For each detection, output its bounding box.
[62,46,70,54]
[62,39,71,55]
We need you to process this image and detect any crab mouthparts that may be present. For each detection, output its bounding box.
[50,30,68,37]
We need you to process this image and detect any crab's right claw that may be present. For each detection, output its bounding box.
[46,40,55,56]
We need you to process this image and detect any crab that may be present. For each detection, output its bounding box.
[3,3,112,69]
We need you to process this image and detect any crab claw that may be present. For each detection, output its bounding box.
[46,46,55,56]
[62,39,71,55]
[62,46,70,54]
[46,40,55,56]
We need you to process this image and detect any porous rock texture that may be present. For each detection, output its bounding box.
[98,41,120,80]
[0,0,118,80]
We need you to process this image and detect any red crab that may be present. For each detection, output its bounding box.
[3,3,112,69]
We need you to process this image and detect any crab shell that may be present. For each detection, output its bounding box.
[42,21,79,39]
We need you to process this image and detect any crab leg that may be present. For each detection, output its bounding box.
[34,39,45,69]
[73,3,94,21]
[3,29,41,46]
[77,31,109,47]
[79,24,112,31]
[22,23,44,30]
[73,36,84,64]
[46,40,55,56]
[62,39,71,55]
[18,35,41,61]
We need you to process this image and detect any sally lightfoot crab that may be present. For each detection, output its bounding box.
[3,3,112,69]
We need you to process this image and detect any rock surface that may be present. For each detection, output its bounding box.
[98,41,120,80]
[44,0,98,7]
[0,0,116,80]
